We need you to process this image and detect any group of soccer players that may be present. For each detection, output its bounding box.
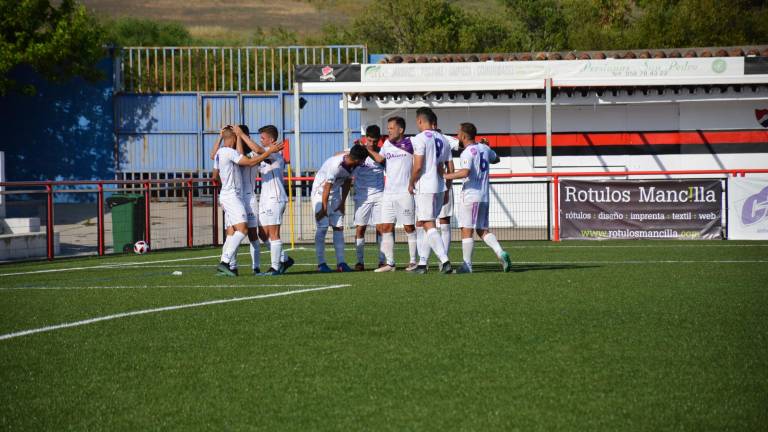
[213,107,511,276]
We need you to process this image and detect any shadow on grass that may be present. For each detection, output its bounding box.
[471,263,601,273]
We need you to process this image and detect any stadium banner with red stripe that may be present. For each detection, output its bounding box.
[559,179,723,240]
[727,177,768,240]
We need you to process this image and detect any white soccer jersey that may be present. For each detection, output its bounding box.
[259,152,287,203]
[353,156,384,201]
[412,130,447,194]
[241,151,258,197]
[311,154,355,198]
[380,137,414,195]
[459,142,497,203]
[214,147,243,196]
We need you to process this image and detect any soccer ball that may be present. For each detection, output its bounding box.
[133,240,150,254]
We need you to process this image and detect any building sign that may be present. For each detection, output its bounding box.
[361,58,746,83]
[559,179,723,240]
[295,64,361,83]
[727,177,768,240]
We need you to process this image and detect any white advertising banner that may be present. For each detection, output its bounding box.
[728,177,768,240]
[361,57,745,83]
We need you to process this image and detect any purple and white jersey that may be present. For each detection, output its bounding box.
[214,146,243,197]
[311,154,355,198]
[353,156,384,201]
[380,137,414,195]
[260,151,287,203]
[412,130,448,194]
[459,142,497,203]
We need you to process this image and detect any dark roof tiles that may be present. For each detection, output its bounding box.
[379,46,768,63]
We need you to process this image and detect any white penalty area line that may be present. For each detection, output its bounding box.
[0,284,351,341]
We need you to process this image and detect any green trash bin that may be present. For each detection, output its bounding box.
[107,194,146,252]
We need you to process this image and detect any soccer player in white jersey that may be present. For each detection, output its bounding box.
[408,108,453,274]
[251,125,294,276]
[366,116,419,272]
[352,125,386,271]
[443,122,512,273]
[437,129,460,253]
[312,144,369,272]
[213,127,282,276]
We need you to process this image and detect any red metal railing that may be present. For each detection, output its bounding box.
[1,168,766,260]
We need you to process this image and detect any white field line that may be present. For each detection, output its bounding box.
[2,243,766,277]
[0,284,351,341]
[0,284,335,291]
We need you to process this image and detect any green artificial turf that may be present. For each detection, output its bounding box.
[0,241,766,430]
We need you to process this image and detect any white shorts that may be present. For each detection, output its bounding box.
[354,198,383,226]
[244,194,259,228]
[437,188,454,219]
[415,193,443,222]
[380,194,415,226]
[458,201,490,230]
[312,195,344,230]
[259,200,286,226]
[220,193,247,227]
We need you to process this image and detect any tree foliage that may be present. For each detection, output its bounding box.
[0,0,105,95]
[323,0,768,54]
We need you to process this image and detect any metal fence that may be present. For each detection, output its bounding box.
[117,46,368,93]
[3,169,767,262]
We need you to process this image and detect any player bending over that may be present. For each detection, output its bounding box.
[443,122,512,273]
[352,125,386,271]
[312,144,369,272]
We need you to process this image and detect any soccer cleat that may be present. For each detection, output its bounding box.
[278,256,295,274]
[439,261,453,274]
[456,263,472,274]
[337,262,353,272]
[317,263,333,273]
[378,262,386,269]
[374,264,396,273]
[260,267,281,276]
[216,262,237,277]
[404,262,419,272]
[411,265,428,274]
[252,267,261,275]
[354,262,365,271]
[500,252,512,273]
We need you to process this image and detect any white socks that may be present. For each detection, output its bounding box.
[416,227,428,265]
[222,231,245,264]
[440,223,451,253]
[333,230,346,264]
[462,238,474,270]
[376,232,385,264]
[270,240,282,271]
[426,228,449,264]
[381,232,395,266]
[482,233,504,258]
[355,237,365,264]
[263,240,287,263]
[250,240,260,270]
[406,231,417,264]
[315,227,327,264]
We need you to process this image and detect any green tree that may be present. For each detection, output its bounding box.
[501,0,569,51]
[0,0,105,95]
[345,0,464,54]
[103,17,192,47]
